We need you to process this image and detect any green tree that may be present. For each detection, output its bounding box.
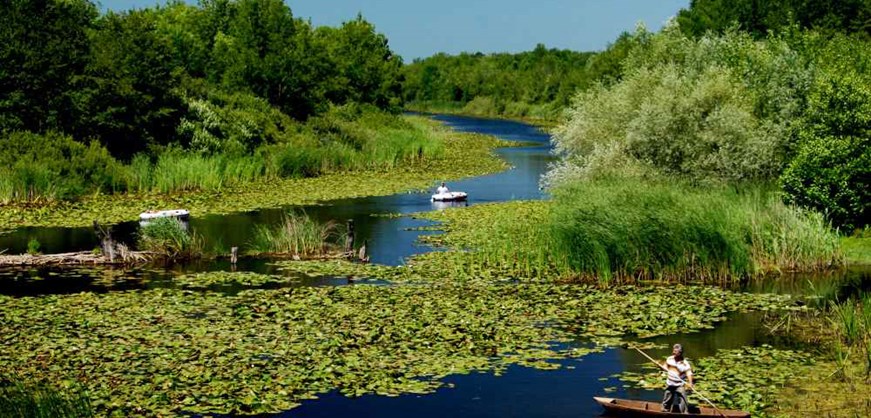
[317,15,404,111]
[0,0,96,132]
[781,70,871,229]
[678,0,871,38]
[73,10,184,160]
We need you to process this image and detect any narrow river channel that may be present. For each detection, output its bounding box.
[1,115,868,417]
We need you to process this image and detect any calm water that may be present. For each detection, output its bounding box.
[1,115,868,417]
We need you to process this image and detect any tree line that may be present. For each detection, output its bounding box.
[0,0,416,202]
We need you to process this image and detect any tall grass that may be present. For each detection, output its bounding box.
[137,217,204,260]
[127,153,267,194]
[249,212,346,257]
[2,107,445,203]
[747,196,843,272]
[540,178,840,282]
[0,375,92,418]
[828,292,871,379]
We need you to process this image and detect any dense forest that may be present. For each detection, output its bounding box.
[0,0,423,203]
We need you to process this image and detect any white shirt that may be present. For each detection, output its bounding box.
[665,356,692,387]
[436,186,449,194]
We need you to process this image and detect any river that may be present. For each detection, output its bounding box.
[1,114,868,417]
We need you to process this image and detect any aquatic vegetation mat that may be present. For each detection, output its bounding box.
[0,276,802,415]
[610,345,814,417]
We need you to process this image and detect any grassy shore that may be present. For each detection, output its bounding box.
[404,102,561,129]
[0,117,512,232]
[414,179,842,283]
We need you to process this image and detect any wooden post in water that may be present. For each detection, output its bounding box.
[230,247,238,265]
[345,219,355,257]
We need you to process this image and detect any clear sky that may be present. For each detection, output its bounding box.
[98,0,690,61]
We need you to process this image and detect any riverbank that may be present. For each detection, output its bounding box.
[405,102,560,130]
[0,117,513,232]
[412,190,843,283]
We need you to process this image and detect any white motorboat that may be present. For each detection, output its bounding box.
[139,209,190,221]
[431,191,468,202]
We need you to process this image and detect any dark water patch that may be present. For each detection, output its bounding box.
[740,265,871,306]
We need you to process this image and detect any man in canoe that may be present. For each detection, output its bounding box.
[661,343,694,413]
[436,182,449,195]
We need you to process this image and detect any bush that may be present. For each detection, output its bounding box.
[781,135,870,231]
[0,131,125,202]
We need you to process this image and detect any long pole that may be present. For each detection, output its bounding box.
[630,345,728,418]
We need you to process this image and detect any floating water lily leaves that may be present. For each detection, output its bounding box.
[612,345,814,417]
[0,281,800,416]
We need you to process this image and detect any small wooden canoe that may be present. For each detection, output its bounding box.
[593,397,750,417]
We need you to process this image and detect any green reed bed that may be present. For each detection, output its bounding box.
[249,212,346,257]
[0,117,509,232]
[841,235,871,265]
[0,277,799,416]
[417,179,841,283]
[141,153,267,194]
[0,375,92,418]
[137,217,204,260]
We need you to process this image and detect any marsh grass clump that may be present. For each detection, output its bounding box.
[421,181,842,284]
[0,375,92,418]
[26,239,41,256]
[249,212,346,258]
[546,178,842,282]
[829,293,871,380]
[137,218,204,260]
[747,197,843,272]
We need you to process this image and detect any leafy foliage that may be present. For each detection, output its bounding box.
[0,0,408,205]
[781,69,871,230]
[677,0,871,39]
[0,131,124,203]
[0,0,95,133]
[402,44,595,119]
[549,26,812,186]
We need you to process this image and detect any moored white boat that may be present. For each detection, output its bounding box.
[139,209,190,221]
[431,191,468,202]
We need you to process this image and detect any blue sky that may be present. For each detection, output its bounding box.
[98,0,690,60]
